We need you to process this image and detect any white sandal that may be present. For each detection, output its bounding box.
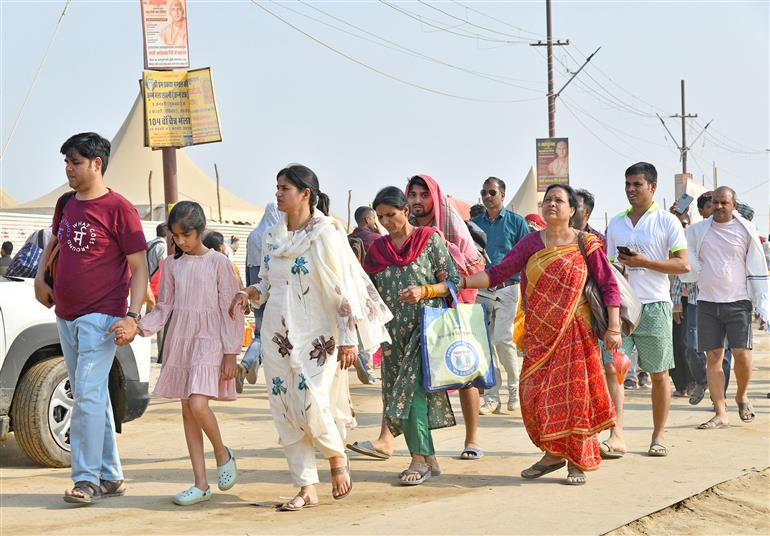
[217,447,237,491]
[173,486,211,506]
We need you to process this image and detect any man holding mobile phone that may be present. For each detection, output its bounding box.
[600,162,690,459]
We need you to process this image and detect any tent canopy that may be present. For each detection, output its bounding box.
[506,166,541,217]
[0,188,18,211]
[12,94,263,224]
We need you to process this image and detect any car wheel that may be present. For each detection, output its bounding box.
[11,357,72,468]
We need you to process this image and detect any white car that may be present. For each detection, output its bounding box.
[0,276,151,467]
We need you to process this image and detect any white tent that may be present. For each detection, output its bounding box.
[12,94,263,224]
[506,166,541,216]
[0,188,18,211]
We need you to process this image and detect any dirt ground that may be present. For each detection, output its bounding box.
[1,327,768,535]
[608,469,769,536]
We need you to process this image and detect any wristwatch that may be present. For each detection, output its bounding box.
[126,311,141,323]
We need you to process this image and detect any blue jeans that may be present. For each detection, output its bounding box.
[246,265,260,287]
[56,313,123,485]
[241,302,265,371]
[241,336,262,371]
[686,302,731,394]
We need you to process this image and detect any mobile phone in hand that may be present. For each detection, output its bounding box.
[674,192,694,214]
[617,246,634,256]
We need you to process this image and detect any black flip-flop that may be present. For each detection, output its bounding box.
[520,461,566,479]
[346,440,390,460]
[697,416,729,430]
[737,402,755,423]
[63,481,101,505]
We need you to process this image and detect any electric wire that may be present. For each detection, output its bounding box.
[249,1,544,104]
[415,0,539,42]
[1,0,71,160]
[450,0,545,38]
[379,1,529,45]
[283,1,542,91]
[560,99,636,160]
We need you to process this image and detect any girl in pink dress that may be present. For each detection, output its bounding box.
[136,201,244,506]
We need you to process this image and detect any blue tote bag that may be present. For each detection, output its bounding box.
[420,281,495,392]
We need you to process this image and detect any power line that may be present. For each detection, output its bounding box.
[379,1,529,45]
[415,0,539,42]
[1,0,71,160]
[560,99,636,160]
[571,43,668,115]
[562,48,657,118]
[693,118,768,155]
[738,178,769,196]
[542,47,655,119]
[561,95,670,149]
[249,1,544,104]
[284,1,542,91]
[451,0,545,39]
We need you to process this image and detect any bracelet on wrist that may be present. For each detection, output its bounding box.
[606,328,621,334]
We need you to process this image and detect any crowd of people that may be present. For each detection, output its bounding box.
[24,131,769,509]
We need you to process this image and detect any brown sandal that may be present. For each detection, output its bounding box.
[100,479,127,498]
[63,480,101,504]
[331,461,352,500]
[276,491,318,512]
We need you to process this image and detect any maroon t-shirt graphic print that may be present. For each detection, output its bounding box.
[52,189,147,321]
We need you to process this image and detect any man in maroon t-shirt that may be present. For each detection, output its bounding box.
[34,132,147,505]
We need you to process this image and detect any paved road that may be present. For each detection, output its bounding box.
[1,330,768,535]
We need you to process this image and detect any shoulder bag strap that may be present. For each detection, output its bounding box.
[576,231,589,264]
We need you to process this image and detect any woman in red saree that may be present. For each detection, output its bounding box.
[462,184,622,485]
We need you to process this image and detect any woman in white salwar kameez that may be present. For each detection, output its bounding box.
[230,165,391,511]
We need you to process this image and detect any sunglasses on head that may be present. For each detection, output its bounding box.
[480,189,498,197]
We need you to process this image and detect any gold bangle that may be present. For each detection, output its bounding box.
[423,284,438,299]
[606,328,621,334]
[429,284,439,298]
[426,285,436,299]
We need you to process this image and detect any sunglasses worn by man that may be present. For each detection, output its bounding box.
[480,189,499,197]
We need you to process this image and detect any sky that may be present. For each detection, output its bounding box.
[1,0,768,235]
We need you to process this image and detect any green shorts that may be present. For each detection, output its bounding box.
[601,301,674,374]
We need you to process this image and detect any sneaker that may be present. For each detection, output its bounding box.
[638,372,651,388]
[624,378,639,390]
[479,399,500,415]
[689,384,706,405]
[235,365,245,394]
[246,361,258,384]
[507,387,519,412]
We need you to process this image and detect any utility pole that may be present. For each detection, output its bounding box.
[162,147,178,215]
[656,81,712,180]
[530,0,568,137]
[671,80,698,174]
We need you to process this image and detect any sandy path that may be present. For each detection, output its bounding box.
[1,328,768,535]
[608,469,769,535]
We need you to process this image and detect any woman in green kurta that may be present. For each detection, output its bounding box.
[362,187,458,485]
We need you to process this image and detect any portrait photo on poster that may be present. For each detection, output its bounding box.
[536,137,570,191]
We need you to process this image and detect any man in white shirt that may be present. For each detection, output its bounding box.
[601,162,690,459]
[681,186,767,428]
